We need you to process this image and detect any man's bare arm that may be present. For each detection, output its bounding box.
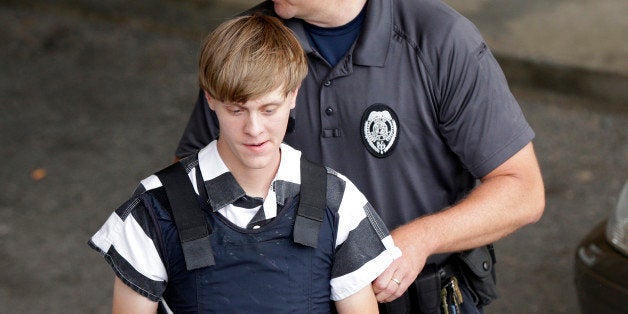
[112,277,158,314]
[335,284,379,314]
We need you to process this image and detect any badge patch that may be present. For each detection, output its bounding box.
[360,104,399,158]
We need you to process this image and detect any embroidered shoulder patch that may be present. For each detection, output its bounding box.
[360,104,399,158]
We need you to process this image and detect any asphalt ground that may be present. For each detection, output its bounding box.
[0,2,626,313]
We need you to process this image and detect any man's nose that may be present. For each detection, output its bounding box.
[244,113,264,135]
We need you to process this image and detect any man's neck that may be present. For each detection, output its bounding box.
[304,0,367,28]
[217,147,281,199]
[232,166,278,199]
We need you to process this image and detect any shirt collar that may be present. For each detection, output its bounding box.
[196,141,302,211]
[197,141,244,210]
[353,0,392,67]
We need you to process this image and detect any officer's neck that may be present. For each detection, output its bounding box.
[303,0,367,28]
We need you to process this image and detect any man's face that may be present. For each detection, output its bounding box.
[207,87,297,173]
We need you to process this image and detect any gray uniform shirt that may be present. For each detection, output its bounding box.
[176,0,534,263]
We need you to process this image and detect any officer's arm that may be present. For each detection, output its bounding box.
[112,277,158,314]
[399,142,544,257]
[374,142,545,302]
[334,284,378,314]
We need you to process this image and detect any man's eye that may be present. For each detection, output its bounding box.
[263,107,278,114]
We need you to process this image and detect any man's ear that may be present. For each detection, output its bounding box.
[204,91,216,111]
[288,85,300,109]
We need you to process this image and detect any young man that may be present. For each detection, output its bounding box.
[176,0,546,313]
[89,15,400,313]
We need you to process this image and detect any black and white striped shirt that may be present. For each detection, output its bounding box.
[89,141,400,301]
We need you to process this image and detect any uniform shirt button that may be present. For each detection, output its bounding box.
[323,80,332,87]
[482,261,489,271]
[325,106,334,115]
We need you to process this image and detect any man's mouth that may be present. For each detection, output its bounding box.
[246,141,268,148]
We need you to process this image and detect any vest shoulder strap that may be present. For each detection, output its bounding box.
[156,162,215,270]
[157,156,327,270]
[294,157,327,248]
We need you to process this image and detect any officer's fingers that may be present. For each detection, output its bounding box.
[375,270,405,302]
[375,270,409,303]
[372,273,390,293]
[372,278,387,295]
[381,279,410,303]
[379,258,415,302]
[372,259,399,293]
[373,275,396,300]
[375,278,398,302]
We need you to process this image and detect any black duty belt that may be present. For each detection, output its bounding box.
[437,263,459,285]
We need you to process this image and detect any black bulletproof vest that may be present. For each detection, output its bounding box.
[155,158,334,313]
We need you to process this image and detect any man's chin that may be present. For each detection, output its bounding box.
[240,152,279,169]
[272,3,295,20]
[243,160,273,171]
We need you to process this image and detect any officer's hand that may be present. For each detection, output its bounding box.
[372,225,428,303]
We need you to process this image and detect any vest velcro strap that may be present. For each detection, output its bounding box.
[294,158,327,248]
[294,213,322,248]
[157,162,216,270]
[179,225,209,242]
[181,236,215,270]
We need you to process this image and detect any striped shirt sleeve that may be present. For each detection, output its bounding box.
[88,180,168,301]
[329,172,401,301]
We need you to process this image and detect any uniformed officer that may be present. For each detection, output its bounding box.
[176,1,545,313]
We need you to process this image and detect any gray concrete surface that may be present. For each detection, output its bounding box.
[446,0,627,110]
[0,1,626,313]
[447,0,627,75]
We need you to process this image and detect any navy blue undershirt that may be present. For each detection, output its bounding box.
[303,7,366,67]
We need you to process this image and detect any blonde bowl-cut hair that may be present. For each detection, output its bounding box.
[199,15,308,104]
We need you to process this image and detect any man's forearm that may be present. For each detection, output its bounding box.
[374,143,544,302]
[399,142,545,257]
[335,284,379,314]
